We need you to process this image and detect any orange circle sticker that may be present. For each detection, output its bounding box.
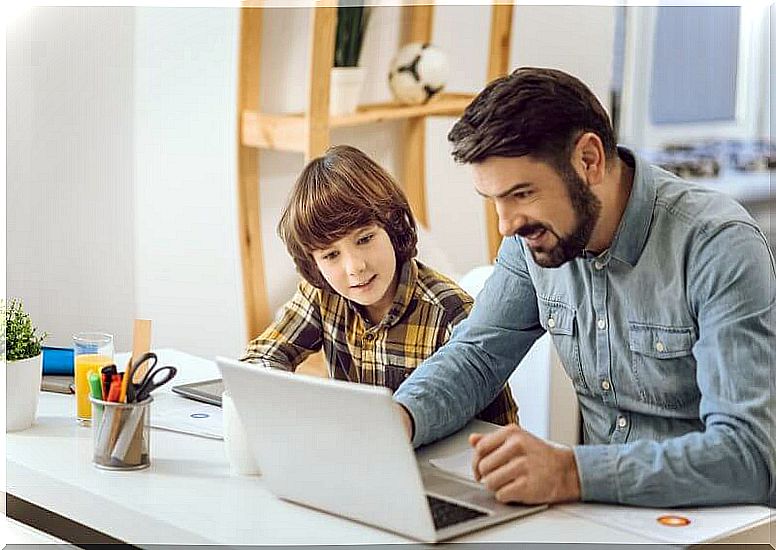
[657,515,691,527]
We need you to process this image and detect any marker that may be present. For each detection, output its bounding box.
[107,374,122,402]
[88,371,104,400]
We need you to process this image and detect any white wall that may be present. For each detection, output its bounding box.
[7,7,136,351]
[7,5,615,363]
[133,7,245,359]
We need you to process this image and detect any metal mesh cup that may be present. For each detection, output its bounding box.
[90,396,152,470]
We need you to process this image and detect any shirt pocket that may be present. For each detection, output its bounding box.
[537,298,589,393]
[627,322,699,409]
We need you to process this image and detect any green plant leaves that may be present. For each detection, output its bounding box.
[2,298,46,362]
[334,4,371,68]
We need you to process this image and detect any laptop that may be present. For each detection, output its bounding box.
[216,356,546,542]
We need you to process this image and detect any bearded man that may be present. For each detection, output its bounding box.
[393,67,775,508]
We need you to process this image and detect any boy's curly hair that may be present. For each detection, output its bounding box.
[278,145,418,289]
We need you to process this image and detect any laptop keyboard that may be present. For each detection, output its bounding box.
[426,495,487,530]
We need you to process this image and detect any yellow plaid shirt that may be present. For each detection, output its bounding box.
[242,259,517,426]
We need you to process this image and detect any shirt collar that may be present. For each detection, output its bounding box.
[347,259,417,329]
[608,146,657,267]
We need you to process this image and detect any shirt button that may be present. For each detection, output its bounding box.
[601,379,611,391]
[547,317,556,329]
[597,318,606,330]
[363,333,375,344]
[594,261,604,270]
[655,341,665,352]
[617,416,627,429]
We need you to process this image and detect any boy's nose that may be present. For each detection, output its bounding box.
[346,255,367,276]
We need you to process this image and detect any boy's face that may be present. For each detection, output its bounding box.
[312,224,399,323]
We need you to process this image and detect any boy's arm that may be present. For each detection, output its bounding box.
[241,282,324,371]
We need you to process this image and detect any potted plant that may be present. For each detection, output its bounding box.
[3,298,47,431]
[329,2,371,116]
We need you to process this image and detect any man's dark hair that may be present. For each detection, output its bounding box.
[448,67,617,170]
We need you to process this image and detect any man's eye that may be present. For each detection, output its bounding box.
[513,190,533,199]
[357,233,374,245]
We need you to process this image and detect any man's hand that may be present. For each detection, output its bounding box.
[470,424,581,505]
[395,403,414,440]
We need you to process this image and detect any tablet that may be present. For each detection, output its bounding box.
[171,378,224,407]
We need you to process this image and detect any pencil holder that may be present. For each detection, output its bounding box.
[90,396,152,470]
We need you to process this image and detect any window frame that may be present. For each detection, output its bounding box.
[617,2,770,149]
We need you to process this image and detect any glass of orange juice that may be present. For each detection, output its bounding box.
[73,332,114,425]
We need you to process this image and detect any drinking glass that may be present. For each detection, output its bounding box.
[73,332,114,425]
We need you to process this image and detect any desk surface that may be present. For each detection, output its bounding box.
[6,349,773,546]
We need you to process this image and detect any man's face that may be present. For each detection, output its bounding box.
[472,155,601,268]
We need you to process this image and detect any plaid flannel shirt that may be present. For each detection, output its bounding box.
[242,259,517,426]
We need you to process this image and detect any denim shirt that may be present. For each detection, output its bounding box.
[394,147,776,507]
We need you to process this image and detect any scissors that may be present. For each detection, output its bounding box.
[125,352,177,403]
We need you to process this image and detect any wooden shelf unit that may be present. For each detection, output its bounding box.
[237,2,513,341]
[242,93,476,152]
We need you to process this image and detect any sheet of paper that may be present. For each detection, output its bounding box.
[558,502,773,544]
[150,391,223,440]
[428,448,477,482]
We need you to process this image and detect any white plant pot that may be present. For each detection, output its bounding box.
[6,354,43,432]
[329,66,365,116]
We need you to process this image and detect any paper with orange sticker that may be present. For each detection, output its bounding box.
[558,503,771,544]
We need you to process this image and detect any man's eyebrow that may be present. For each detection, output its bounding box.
[475,181,532,199]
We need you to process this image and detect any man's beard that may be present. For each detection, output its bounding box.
[519,168,602,268]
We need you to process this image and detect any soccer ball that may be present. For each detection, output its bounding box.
[388,43,449,105]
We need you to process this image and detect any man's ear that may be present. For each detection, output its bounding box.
[574,132,606,185]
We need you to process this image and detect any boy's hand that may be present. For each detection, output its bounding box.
[469,424,581,505]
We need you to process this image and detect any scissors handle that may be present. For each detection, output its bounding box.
[129,351,158,383]
[135,365,177,402]
[124,352,158,403]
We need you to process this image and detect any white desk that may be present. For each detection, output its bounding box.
[6,349,773,546]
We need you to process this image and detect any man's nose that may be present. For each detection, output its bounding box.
[496,202,526,237]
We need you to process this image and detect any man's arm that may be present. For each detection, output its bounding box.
[393,236,544,447]
[575,223,776,506]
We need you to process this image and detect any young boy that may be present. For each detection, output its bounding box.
[242,145,517,425]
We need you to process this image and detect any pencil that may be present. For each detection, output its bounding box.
[119,355,133,403]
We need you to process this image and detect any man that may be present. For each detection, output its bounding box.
[393,67,775,507]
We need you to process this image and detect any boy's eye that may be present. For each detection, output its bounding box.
[322,250,339,261]
[357,233,374,245]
